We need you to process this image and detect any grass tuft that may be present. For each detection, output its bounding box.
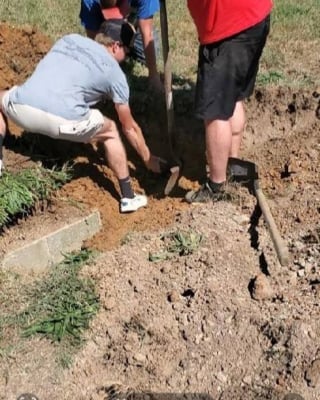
[0,164,72,228]
[22,249,99,345]
[149,230,202,262]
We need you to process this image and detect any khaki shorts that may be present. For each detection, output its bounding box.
[1,89,105,143]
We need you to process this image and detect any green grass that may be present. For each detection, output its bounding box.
[0,250,99,353]
[22,249,99,345]
[272,0,320,40]
[0,1,318,85]
[0,164,72,228]
[0,250,99,369]
[149,230,202,262]
[263,0,320,86]
[0,0,82,40]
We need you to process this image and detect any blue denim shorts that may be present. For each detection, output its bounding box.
[130,28,160,64]
[80,0,104,31]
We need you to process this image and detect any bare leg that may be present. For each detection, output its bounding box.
[230,100,246,158]
[186,103,246,203]
[205,118,232,183]
[92,117,148,212]
[93,118,129,180]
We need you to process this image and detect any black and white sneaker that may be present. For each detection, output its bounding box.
[120,194,148,213]
[185,181,231,204]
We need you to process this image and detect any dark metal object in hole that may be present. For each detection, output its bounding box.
[17,394,39,400]
[283,394,305,400]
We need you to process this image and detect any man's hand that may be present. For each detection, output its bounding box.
[145,155,169,174]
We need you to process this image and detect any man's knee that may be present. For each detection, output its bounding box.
[231,101,246,134]
[94,117,120,141]
[0,90,8,112]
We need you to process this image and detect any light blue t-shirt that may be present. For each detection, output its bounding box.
[10,34,129,120]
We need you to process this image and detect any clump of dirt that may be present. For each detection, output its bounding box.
[0,22,319,400]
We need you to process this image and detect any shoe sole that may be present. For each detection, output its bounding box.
[120,198,148,213]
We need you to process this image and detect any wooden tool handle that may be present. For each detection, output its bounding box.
[159,0,174,138]
[255,187,289,266]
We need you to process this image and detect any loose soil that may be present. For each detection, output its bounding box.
[0,23,319,400]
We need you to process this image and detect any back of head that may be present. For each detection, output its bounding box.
[95,19,136,49]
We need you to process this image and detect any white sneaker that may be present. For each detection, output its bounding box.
[120,194,148,213]
[0,159,3,177]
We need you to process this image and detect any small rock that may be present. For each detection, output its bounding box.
[308,329,316,340]
[297,269,305,278]
[305,358,320,387]
[293,240,305,251]
[103,296,116,310]
[287,272,297,286]
[251,274,274,301]
[160,264,171,274]
[216,371,228,383]
[195,333,203,344]
[232,214,250,225]
[276,375,286,387]
[167,290,180,303]
[132,353,146,366]
[242,375,252,385]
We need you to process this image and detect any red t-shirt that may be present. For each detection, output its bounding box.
[101,0,130,19]
[187,0,273,44]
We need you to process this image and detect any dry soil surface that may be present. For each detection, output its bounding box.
[0,23,319,400]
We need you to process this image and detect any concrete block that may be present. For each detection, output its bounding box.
[2,238,50,272]
[1,210,101,272]
[46,211,101,263]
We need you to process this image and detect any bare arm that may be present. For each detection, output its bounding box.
[138,17,162,90]
[115,103,163,172]
[115,103,151,165]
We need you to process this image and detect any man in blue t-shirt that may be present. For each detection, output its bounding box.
[0,20,162,213]
[80,0,161,91]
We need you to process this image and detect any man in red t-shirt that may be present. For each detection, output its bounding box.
[185,0,273,203]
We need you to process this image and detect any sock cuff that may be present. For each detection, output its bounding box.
[118,176,130,184]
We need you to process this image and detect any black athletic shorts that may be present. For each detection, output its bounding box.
[194,15,270,121]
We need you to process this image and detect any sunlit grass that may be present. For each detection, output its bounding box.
[0,0,318,86]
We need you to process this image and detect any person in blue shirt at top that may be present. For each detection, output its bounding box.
[0,20,164,213]
[80,0,162,91]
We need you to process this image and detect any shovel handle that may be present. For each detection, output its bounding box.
[159,0,174,135]
[255,186,289,266]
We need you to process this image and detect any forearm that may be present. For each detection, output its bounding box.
[144,41,158,77]
[122,121,151,164]
[138,18,158,77]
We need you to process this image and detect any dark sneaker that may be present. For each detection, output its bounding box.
[185,181,231,204]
